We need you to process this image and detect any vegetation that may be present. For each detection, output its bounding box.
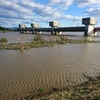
[0,38,8,49]
[22,77,100,100]
[0,38,8,43]
[0,26,7,31]
[38,88,44,93]
[0,35,100,50]
[0,26,19,32]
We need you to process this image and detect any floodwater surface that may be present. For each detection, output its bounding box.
[0,31,100,43]
[0,32,100,99]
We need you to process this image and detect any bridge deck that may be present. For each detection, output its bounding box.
[21,26,85,32]
[55,27,85,32]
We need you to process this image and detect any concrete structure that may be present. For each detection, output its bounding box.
[49,21,61,35]
[49,21,60,27]
[31,23,40,34]
[93,27,100,36]
[19,24,26,33]
[82,18,97,36]
[19,24,26,28]
[31,23,39,28]
[19,17,98,36]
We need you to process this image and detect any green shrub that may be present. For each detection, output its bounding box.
[78,89,86,94]
[38,88,44,92]
[0,38,8,43]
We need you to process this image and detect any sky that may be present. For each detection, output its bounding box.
[0,0,100,28]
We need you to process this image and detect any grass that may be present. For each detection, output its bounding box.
[38,88,44,93]
[0,38,8,43]
[1,35,100,50]
[22,77,100,100]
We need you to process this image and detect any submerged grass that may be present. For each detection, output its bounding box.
[0,35,100,50]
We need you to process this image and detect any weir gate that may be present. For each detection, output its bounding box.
[19,17,99,36]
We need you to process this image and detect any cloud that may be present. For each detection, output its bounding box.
[0,0,31,14]
[75,0,100,24]
[0,0,83,27]
[75,0,100,7]
[83,5,100,18]
[49,0,73,10]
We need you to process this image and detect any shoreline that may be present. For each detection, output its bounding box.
[22,76,100,100]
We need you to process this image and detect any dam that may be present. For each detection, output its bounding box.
[19,17,98,36]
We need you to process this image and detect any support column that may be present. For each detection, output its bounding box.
[55,31,62,35]
[19,24,26,33]
[31,23,39,34]
[19,28,22,33]
[51,27,55,35]
[84,25,95,36]
[82,18,97,36]
[49,21,60,35]
[32,29,36,34]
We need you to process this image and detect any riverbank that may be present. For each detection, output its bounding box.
[0,35,100,50]
[22,77,100,100]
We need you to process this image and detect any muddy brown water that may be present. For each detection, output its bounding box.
[0,32,100,99]
[0,31,100,43]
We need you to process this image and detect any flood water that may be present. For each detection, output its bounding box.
[0,32,100,99]
[0,31,100,43]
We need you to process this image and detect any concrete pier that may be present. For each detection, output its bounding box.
[31,23,39,34]
[19,24,26,33]
[49,21,60,35]
[82,18,97,36]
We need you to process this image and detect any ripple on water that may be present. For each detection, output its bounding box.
[0,43,100,99]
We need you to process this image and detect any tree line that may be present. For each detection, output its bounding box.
[0,26,19,31]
